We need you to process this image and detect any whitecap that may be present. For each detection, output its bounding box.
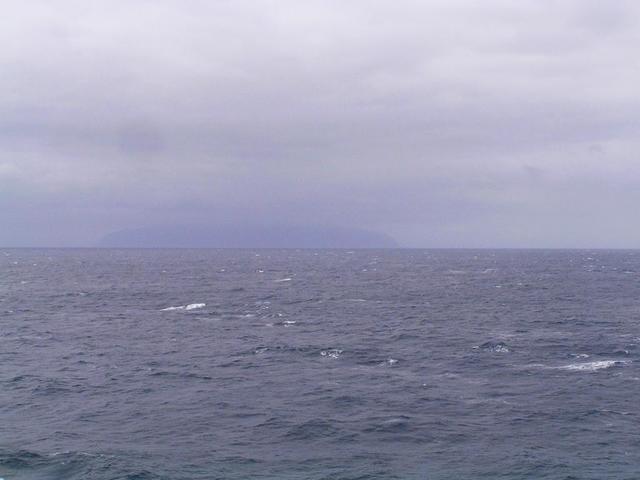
[560,360,629,372]
[321,349,343,358]
[185,303,206,310]
[476,341,510,353]
[523,363,547,369]
[275,277,292,282]
[161,303,206,312]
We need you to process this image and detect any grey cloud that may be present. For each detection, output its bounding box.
[1,1,640,246]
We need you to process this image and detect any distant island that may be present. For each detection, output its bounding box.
[98,224,398,248]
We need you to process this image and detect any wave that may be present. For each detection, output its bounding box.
[475,341,511,353]
[0,449,151,480]
[320,349,343,358]
[160,303,205,311]
[185,303,206,310]
[560,360,630,372]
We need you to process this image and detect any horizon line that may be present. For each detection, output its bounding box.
[3,246,640,251]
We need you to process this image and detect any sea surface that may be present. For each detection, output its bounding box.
[2,249,640,479]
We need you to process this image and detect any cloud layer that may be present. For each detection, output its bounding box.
[2,0,640,246]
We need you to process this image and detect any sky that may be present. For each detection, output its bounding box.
[1,0,640,247]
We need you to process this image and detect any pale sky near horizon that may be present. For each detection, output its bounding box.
[2,0,640,247]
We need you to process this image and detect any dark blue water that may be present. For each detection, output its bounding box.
[2,249,640,479]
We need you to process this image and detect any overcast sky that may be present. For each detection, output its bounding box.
[2,0,639,247]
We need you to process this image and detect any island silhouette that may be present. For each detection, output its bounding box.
[99,224,398,248]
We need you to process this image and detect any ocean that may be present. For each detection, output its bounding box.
[1,249,639,479]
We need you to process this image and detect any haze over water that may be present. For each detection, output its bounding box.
[2,248,640,479]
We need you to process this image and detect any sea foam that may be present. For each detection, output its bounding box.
[161,303,206,312]
[321,349,343,358]
[560,360,629,371]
